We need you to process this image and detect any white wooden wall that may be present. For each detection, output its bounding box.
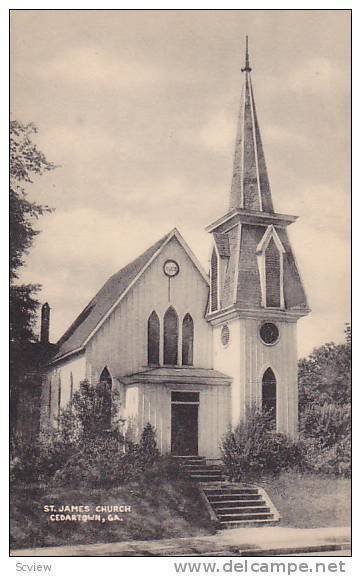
[41,354,86,427]
[126,382,230,458]
[85,236,213,382]
[213,318,298,438]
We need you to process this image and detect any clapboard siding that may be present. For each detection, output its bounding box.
[131,382,230,457]
[85,236,212,381]
[41,354,86,427]
[213,317,298,438]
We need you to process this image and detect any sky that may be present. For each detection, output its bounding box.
[10,9,350,358]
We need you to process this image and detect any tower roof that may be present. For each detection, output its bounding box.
[229,37,274,213]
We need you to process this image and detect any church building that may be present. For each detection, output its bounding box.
[41,43,309,458]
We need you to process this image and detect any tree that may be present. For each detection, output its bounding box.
[298,325,351,477]
[10,121,54,279]
[298,324,351,409]
[10,120,55,345]
[10,120,55,440]
[10,120,55,346]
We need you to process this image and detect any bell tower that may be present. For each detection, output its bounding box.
[206,39,309,438]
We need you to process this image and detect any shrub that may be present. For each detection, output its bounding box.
[137,423,159,466]
[11,379,166,487]
[300,403,350,478]
[221,406,304,481]
[52,434,138,488]
[52,426,170,488]
[142,455,182,483]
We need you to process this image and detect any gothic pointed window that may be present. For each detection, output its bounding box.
[70,372,74,401]
[99,367,112,429]
[262,367,276,429]
[210,248,218,312]
[182,313,194,366]
[148,311,160,365]
[164,307,178,365]
[265,238,281,307]
[57,375,62,422]
[48,381,52,418]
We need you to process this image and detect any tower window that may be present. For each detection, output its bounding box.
[164,306,178,365]
[265,238,281,307]
[221,324,230,347]
[257,226,285,309]
[259,322,279,346]
[210,248,218,312]
[262,367,277,429]
[182,313,194,366]
[148,311,160,365]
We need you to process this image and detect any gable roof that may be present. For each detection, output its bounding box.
[52,228,208,363]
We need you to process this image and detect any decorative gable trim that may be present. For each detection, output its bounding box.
[256,225,286,255]
[257,225,285,309]
[209,246,220,313]
[52,228,209,364]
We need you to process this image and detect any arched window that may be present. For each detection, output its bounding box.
[182,314,194,366]
[99,367,112,429]
[70,372,74,401]
[265,238,281,308]
[48,381,52,418]
[164,307,178,365]
[262,367,277,429]
[148,311,160,365]
[57,375,62,421]
[210,248,218,312]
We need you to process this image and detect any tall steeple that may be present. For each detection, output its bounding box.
[206,39,309,318]
[206,41,310,441]
[229,37,274,213]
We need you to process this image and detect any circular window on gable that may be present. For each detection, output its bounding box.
[221,324,230,347]
[259,322,279,346]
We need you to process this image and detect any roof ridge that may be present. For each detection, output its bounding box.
[55,230,173,351]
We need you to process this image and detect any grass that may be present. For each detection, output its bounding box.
[260,471,351,528]
[10,479,214,550]
[10,472,351,550]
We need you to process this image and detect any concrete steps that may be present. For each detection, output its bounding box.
[203,485,280,528]
[175,455,280,528]
[175,456,226,482]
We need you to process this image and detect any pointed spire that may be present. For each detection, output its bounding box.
[241,35,252,73]
[229,39,274,213]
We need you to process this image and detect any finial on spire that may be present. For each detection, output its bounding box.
[241,35,252,72]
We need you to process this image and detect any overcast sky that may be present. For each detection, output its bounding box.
[11,9,350,357]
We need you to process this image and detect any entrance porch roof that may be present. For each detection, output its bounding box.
[122,366,231,386]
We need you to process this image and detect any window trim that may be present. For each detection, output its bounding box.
[258,321,280,347]
[261,366,277,430]
[163,306,179,366]
[210,246,220,313]
[256,225,285,309]
[147,310,160,366]
[182,313,194,366]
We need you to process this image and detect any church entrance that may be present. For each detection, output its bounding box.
[171,391,199,455]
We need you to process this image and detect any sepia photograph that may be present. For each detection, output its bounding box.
[9,9,351,558]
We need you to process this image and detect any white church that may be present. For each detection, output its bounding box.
[41,44,309,459]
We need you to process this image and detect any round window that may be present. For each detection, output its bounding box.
[259,322,279,345]
[221,324,230,347]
